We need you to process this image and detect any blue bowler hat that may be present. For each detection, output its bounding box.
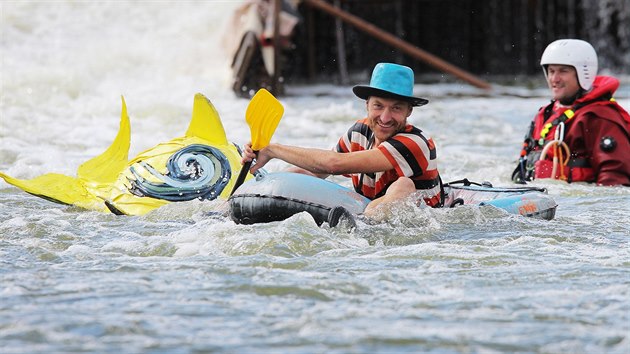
[353,63,428,107]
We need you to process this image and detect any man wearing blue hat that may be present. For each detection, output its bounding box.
[241,62,443,226]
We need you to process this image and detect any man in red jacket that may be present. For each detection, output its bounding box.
[512,39,630,186]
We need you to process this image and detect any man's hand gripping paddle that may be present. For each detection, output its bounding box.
[230,89,284,196]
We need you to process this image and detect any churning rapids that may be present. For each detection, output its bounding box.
[1,2,629,353]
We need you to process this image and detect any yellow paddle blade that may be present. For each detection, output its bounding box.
[228,89,284,196]
[0,172,109,212]
[77,96,131,186]
[185,93,229,145]
[247,89,284,151]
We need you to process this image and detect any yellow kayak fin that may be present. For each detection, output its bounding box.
[0,96,132,213]
[0,172,109,211]
[78,96,131,187]
[185,93,229,145]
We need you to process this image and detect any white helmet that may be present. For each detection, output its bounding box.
[540,39,598,90]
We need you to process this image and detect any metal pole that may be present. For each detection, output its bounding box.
[303,0,492,90]
[272,0,282,95]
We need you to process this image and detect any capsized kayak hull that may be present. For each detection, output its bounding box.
[1,94,247,215]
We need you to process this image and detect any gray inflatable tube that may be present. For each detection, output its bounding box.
[229,172,370,225]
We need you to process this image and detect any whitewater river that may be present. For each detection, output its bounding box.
[1,2,629,353]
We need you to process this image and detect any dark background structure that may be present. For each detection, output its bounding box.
[284,0,629,86]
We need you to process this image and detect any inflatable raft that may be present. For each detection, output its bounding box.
[229,172,557,225]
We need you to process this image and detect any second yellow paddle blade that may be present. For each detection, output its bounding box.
[247,89,284,151]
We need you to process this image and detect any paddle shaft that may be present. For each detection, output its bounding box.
[230,159,253,196]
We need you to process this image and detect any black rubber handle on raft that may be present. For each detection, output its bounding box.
[230,160,253,196]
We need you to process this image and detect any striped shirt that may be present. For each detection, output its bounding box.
[335,118,442,207]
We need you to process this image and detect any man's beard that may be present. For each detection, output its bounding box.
[558,89,584,106]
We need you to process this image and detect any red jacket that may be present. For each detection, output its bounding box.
[527,76,630,186]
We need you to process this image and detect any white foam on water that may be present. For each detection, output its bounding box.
[1,1,629,353]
